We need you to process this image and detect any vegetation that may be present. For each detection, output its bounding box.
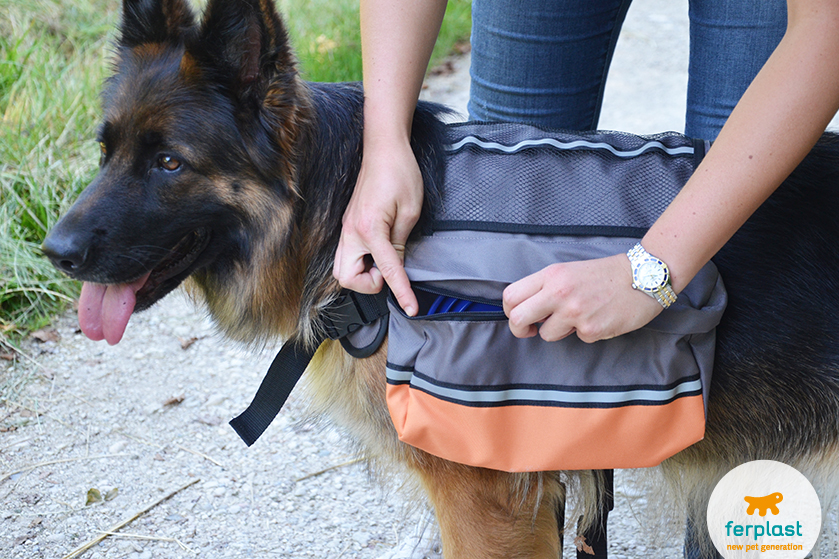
[0,0,471,339]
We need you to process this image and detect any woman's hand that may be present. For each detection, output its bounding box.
[333,137,423,316]
[502,253,663,343]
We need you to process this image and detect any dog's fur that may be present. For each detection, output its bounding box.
[42,0,839,556]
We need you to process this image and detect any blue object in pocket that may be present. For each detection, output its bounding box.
[427,295,503,315]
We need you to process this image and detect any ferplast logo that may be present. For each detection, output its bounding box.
[744,492,783,516]
[724,492,804,543]
[707,461,821,558]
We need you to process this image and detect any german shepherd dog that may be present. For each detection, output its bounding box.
[42,0,839,556]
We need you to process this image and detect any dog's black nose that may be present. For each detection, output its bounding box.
[41,232,90,275]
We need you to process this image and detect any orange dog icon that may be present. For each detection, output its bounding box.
[744,492,783,516]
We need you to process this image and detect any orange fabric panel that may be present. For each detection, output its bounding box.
[387,384,705,472]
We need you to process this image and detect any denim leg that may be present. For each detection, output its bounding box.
[468,0,633,130]
[686,0,787,140]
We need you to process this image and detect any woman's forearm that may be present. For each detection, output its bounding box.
[643,0,839,292]
[360,0,448,145]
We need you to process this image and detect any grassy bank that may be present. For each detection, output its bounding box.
[0,0,471,339]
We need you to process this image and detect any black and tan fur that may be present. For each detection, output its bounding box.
[42,0,839,557]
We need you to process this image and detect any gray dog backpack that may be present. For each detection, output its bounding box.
[230,122,727,476]
[384,123,727,473]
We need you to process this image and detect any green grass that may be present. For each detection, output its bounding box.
[283,0,471,83]
[0,0,471,338]
[1,0,116,338]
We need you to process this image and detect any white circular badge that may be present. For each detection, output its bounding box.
[706,460,821,558]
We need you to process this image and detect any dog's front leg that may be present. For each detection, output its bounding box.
[411,453,562,559]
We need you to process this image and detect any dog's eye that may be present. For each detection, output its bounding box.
[98,142,107,164]
[158,155,182,172]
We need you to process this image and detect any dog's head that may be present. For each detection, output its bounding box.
[42,0,312,344]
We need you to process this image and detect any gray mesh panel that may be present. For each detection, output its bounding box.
[437,123,697,231]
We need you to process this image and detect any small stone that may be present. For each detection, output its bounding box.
[109,441,128,454]
[205,394,226,407]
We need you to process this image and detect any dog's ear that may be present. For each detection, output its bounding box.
[194,0,296,94]
[120,0,197,48]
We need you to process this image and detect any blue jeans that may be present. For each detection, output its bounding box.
[468,0,787,140]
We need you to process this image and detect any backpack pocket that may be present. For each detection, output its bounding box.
[385,233,725,472]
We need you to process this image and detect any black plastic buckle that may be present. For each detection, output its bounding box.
[322,289,388,340]
[322,291,363,340]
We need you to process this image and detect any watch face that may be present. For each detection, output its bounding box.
[636,260,666,291]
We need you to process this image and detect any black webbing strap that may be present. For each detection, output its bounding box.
[556,469,614,558]
[229,334,324,447]
[576,469,614,558]
[229,289,390,447]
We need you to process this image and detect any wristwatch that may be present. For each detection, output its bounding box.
[626,242,678,309]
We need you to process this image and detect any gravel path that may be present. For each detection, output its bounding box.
[3,2,838,558]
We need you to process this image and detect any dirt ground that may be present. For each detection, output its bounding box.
[3,1,839,558]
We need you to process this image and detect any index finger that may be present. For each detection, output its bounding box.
[368,239,418,317]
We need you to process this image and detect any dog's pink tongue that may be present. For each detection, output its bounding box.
[78,273,150,345]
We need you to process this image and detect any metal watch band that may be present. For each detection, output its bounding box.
[627,242,678,309]
[652,284,678,308]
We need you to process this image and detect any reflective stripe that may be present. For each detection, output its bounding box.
[446,136,695,158]
[386,367,702,406]
[386,368,414,384]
